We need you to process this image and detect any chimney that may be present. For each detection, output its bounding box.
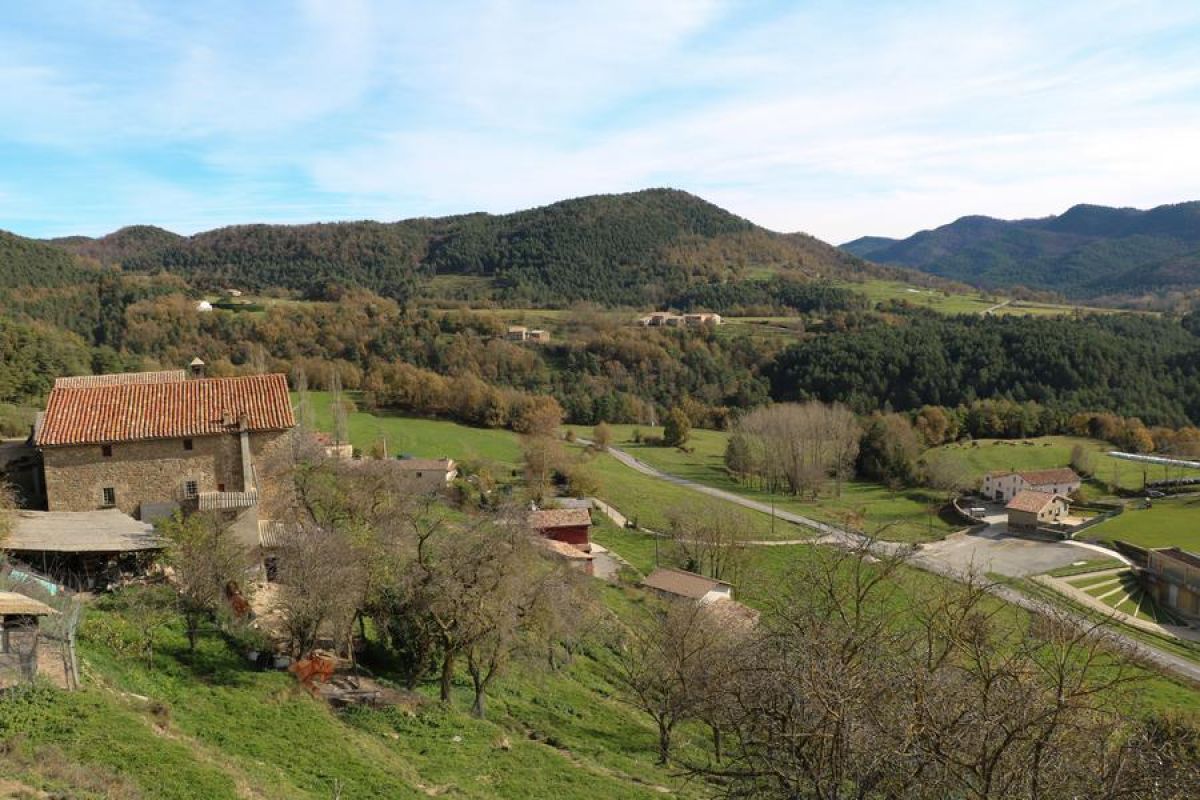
[189,357,206,379]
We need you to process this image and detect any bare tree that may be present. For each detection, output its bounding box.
[693,543,1186,800]
[158,512,252,653]
[737,403,860,498]
[275,524,367,657]
[616,598,742,765]
[665,500,752,584]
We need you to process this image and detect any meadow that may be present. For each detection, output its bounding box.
[1086,495,1200,551]
[571,424,958,543]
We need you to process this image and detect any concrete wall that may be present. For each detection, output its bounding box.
[394,469,455,495]
[43,429,295,520]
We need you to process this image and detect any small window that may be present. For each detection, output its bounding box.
[184,480,199,499]
[415,471,423,478]
[183,438,194,451]
[217,483,226,492]
[101,444,113,458]
[102,487,116,507]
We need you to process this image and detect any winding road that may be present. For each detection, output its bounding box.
[587,441,1200,685]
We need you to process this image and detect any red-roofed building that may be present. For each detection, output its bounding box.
[529,507,592,552]
[35,370,297,528]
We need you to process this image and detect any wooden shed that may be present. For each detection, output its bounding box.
[0,591,57,684]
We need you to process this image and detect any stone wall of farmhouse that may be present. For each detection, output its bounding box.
[43,429,296,520]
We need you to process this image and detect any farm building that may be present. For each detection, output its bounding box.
[0,591,57,685]
[35,368,296,526]
[1143,548,1200,622]
[389,457,457,493]
[983,467,1081,504]
[1005,490,1070,532]
[529,507,592,552]
[3,509,161,589]
[641,567,733,604]
[506,326,528,341]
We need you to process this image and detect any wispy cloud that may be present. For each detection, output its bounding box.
[1,0,1199,240]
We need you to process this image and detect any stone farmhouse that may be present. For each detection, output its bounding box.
[982,467,1081,504]
[1005,490,1070,532]
[33,366,297,550]
[388,457,458,493]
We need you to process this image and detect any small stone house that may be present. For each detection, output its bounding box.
[983,467,1081,504]
[641,567,733,604]
[506,326,529,342]
[527,329,551,343]
[529,507,592,552]
[389,457,457,493]
[34,369,297,544]
[1144,548,1200,622]
[1005,490,1069,531]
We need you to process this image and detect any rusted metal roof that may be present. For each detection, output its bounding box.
[1018,468,1080,486]
[37,373,295,446]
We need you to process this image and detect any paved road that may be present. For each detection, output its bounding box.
[587,441,1200,685]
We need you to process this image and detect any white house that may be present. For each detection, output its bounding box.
[982,467,1081,504]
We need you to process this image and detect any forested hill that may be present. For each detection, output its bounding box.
[842,200,1200,299]
[36,189,882,305]
[0,230,96,289]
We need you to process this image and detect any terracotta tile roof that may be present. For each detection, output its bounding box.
[53,370,187,389]
[529,508,592,530]
[1017,468,1080,486]
[1005,490,1065,513]
[36,373,295,447]
[641,567,731,599]
[538,538,594,560]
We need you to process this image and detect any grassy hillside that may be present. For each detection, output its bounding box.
[0,587,709,799]
[927,436,1200,492]
[844,200,1200,299]
[1088,495,1200,551]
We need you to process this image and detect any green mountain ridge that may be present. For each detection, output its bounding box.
[28,188,884,306]
[842,200,1200,298]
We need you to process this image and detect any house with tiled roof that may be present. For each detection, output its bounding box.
[982,467,1081,504]
[529,506,593,553]
[1005,490,1070,531]
[34,367,297,540]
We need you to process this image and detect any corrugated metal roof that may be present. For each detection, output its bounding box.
[37,373,295,446]
[258,520,286,548]
[197,490,259,511]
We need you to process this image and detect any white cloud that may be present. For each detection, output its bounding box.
[2,0,1200,240]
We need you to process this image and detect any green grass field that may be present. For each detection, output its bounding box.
[1086,495,1200,551]
[572,424,956,543]
[927,435,1200,493]
[301,391,523,470]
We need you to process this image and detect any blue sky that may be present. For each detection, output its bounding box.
[2,0,1199,242]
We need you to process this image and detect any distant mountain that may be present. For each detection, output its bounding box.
[39,189,882,306]
[843,201,1200,298]
[0,230,94,289]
